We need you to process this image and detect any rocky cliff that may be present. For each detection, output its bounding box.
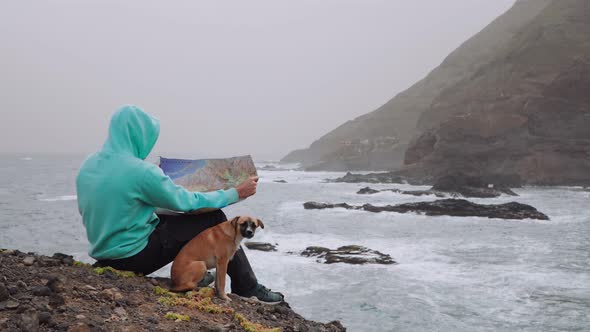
[403,0,590,185]
[282,0,552,171]
[0,249,345,332]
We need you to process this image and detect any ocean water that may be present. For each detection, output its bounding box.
[1,155,589,332]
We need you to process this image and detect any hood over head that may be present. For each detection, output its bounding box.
[102,105,160,159]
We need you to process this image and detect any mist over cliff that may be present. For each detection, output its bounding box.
[281,0,586,184]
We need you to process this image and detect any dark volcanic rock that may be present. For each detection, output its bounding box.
[0,251,346,332]
[301,245,395,265]
[431,174,518,198]
[356,174,519,198]
[357,187,382,194]
[304,199,549,220]
[0,283,8,302]
[402,190,446,198]
[45,276,64,294]
[244,242,278,252]
[31,286,52,297]
[303,202,354,210]
[52,253,74,266]
[36,257,61,267]
[329,172,406,184]
[403,0,590,186]
[357,187,446,197]
[37,311,51,325]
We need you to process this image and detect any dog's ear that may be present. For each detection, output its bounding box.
[230,216,240,228]
[255,218,264,229]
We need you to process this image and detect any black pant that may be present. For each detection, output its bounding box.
[95,210,258,294]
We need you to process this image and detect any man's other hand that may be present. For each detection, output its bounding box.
[236,176,259,199]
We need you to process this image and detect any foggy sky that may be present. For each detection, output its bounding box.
[0,0,515,160]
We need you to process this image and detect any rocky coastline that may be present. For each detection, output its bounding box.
[327,172,406,184]
[0,249,345,332]
[303,199,549,220]
[281,0,590,188]
[355,174,519,199]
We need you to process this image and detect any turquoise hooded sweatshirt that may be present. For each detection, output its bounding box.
[76,105,239,260]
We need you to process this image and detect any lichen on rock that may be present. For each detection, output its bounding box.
[165,311,190,321]
[93,266,137,278]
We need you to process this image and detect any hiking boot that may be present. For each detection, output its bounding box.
[238,283,284,304]
[197,271,215,287]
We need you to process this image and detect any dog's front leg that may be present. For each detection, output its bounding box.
[215,257,231,302]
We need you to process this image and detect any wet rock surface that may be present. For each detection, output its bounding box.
[0,249,346,332]
[304,199,549,220]
[356,187,446,198]
[301,246,396,265]
[356,187,381,194]
[328,172,406,184]
[355,174,518,198]
[303,202,354,210]
[244,242,278,252]
[430,174,518,198]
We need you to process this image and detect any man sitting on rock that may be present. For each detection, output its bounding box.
[76,105,283,303]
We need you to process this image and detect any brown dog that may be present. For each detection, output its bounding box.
[170,216,264,300]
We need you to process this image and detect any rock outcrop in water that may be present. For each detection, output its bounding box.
[328,172,406,184]
[282,0,553,172]
[0,249,345,332]
[303,199,549,220]
[244,242,278,252]
[430,174,518,198]
[301,246,395,265]
[338,172,520,198]
[355,174,519,198]
[357,187,446,197]
[243,243,395,266]
[301,245,396,265]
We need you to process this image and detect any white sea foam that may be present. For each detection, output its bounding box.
[3,159,589,332]
[38,195,78,202]
[20,157,33,161]
[257,169,346,184]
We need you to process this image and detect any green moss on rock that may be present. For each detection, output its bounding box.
[93,266,137,278]
[73,260,91,267]
[235,313,281,332]
[165,312,190,321]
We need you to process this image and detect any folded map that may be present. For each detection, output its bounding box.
[157,155,257,215]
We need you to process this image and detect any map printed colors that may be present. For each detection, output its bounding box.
[160,155,257,193]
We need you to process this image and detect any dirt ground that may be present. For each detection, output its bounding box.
[0,249,345,332]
